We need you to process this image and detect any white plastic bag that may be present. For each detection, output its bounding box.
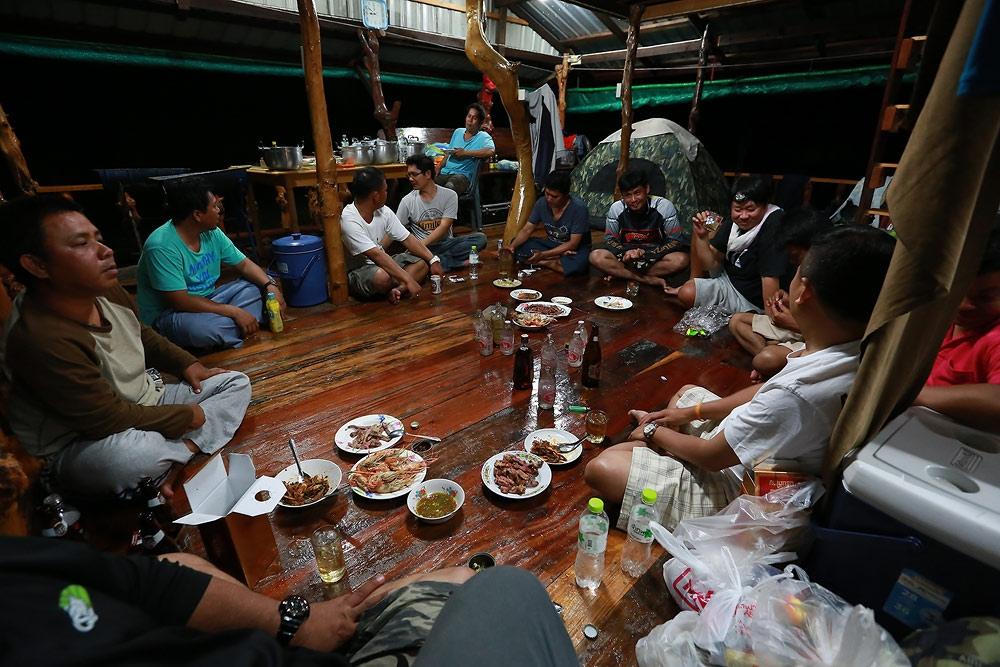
[635,611,709,667]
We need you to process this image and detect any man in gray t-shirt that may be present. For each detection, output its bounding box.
[396,155,486,272]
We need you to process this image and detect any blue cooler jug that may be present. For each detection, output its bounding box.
[271,233,328,307]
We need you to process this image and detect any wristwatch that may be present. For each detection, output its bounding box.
[428,255,441,265]
[642,422,659,442]
[276,595,310,646]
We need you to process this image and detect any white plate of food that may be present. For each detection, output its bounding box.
[348,448,427,500]
[524,429,582,466]
[276,459,343,508]
[512,311,555,330]
[515,301,572,318]
[595,296,633,311]
[551,296,573,305]
[335,414,404,454]
[481,451,552,499]
[510,289,542,302]
[492,278,522,288]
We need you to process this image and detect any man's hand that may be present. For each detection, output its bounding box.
[183,362,227,394]
[430,261,445,278]
[630,408,691,428]
[189,404,206,430]
[622,248,646,263]
[296,574,388,652]
[230,307,260,338]
[769,299,797,330]
[691,211,718,239]
[269,284,287,314]
[526,251,547,264]
[451,148,466,158]
[404,277,422,298]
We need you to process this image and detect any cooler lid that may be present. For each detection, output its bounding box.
[273,232,323,251]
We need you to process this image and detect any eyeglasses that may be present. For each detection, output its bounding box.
[406,171,423,179]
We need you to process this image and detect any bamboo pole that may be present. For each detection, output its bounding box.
[297,0,348,304]
[0,103,38,197]
[615,5,643,194]
[688,24,710,135]
[465,0,535,244]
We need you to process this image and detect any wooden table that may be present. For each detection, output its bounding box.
[247,163,408,232]
[183,253,753,665]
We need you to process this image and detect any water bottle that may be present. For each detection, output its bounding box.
[574,497,609,591]
[473,310,493,356]
[621,488,658,577]
[539,333,557,410]
[500,319,515,355]
[567,320,587,368]
[266,292,283,333]
[469,245,480,280]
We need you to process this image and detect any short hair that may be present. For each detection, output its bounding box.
[617,168,648,192]
[0,194,85,286]
[166,180,213,224]
[543,170,572,195]
[731,175,773,205]
[347,167,386,200]
[979,219,1000,276]
[776,208,830,250]
[466,102,487,124]
[406,154,435,175]
[800,225,895,325]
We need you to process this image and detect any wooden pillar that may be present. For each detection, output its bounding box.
[358,29,401,140]
[465,0,535,244]
[615,5,643,194]
[297,0,348,304]
[688,24,710,135]
[556,54,570,129]
[0,103,38,197]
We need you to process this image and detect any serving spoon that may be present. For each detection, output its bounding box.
[287,438,309,480]
[558,436,587,453]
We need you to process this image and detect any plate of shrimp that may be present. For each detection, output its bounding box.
[347,448,428,499]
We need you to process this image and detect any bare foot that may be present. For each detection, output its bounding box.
[642,276,667,290]
[387,288,403,304]
[750,369,762,383]
[663,285,680,296]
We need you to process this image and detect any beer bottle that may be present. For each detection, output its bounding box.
[40,494,84,540]
[138,510,181,555]
[581,322,601,388]
[137,476,176,535]
[512,334,533,390]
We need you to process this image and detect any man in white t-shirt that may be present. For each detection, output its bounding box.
[396,155,487,272]
[341,167,444,303]
[585,225,896,530]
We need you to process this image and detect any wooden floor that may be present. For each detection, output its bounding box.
[180,229,754,665]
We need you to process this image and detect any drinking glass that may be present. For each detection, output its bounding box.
[311,527,346,584]
[585,409,609,444]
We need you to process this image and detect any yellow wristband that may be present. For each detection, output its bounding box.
[693,402,703,420]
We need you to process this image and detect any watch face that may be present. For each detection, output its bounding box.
[280,595,310,622]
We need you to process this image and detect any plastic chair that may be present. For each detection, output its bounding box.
[458,162,483,231]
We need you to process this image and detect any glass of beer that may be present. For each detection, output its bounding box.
[311,527,346,584]
[585,409,609,444]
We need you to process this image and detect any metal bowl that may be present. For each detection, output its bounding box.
[261,146,303,171]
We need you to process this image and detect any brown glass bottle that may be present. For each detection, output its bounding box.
[512,334,534,390]
[581,322,601,388]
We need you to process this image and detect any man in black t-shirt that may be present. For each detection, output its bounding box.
[0,537,576,667]
[666,175,789,313]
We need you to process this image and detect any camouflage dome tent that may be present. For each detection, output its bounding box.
[571,118,730,231]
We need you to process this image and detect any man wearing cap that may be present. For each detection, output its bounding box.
[666,174,789,314]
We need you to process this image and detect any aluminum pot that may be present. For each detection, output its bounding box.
[402,139,426,160]
[373,139,396,164]
[261,145,303,170]
[340,144,361,166]
[353,143,374,165]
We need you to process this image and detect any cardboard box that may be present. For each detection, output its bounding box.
[175,453,285,586]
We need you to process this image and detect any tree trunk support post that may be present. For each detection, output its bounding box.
[358,29,401,140]
[615,4,643,196]
[464,0,536,244]
[556,54,570,129]
[688,24,710,135]
[297,0,348,305]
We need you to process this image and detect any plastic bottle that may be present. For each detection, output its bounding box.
[473,310,493,356]
[538,333,557,410]
[567,320,586,368]
[266,292,283,333]
[512,334,533,390]
[581,322,602,388]
[500,319,516,355]
[469,245,480,280]
[621,488,658,576]
[575,497,609,591]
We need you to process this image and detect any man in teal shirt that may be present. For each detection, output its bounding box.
[137,182,285,350]
[435,103,495,196]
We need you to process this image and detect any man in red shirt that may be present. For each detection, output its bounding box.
[915,224,1000,432]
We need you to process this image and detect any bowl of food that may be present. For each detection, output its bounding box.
[276,459,342,508]
[407,479,465,523]
[512,311,555,330]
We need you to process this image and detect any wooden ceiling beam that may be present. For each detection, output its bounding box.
[642,0,778,22]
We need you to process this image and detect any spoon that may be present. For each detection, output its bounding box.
[558,436,587,453]
[288,438,309,480]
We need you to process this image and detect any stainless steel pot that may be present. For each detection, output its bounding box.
[373,139,396,164]
[402,137,426,160]
[261,145,303,170]
[341,144,373,165]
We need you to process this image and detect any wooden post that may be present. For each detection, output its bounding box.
[465,0,535,244]
[688,24,710,135]
[615,5,643,195]
[0,103,38,197]
[556,54,570,129]
[358,29,401,140]
[297,0,348,305]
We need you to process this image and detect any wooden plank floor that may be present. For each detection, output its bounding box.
[180,230,753,665]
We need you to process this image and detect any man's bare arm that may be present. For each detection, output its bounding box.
[914,384,1000,432]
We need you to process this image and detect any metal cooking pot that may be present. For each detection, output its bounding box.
[261,145,303,170]
[402,137,426,160]
[373,139,396,164]
[354,143,374,165]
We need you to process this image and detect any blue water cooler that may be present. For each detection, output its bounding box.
[801,407,1000,638]
[271,233,329,307]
